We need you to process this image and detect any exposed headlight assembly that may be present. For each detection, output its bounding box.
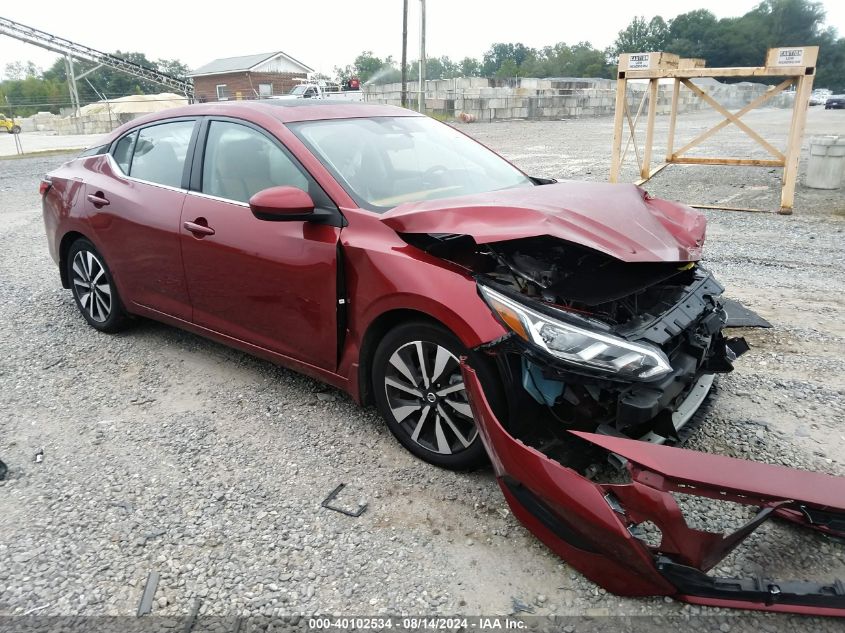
[478,284,672,381]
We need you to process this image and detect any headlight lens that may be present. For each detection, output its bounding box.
[478,284,672,380]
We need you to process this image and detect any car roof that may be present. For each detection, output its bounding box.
[110,100,420,132]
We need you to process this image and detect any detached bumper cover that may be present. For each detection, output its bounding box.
[463,364,845,616]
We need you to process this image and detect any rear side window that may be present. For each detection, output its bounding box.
[129,121,195,188]
[111,131,137,173]
[201,121,309,203]
[78,144,109,158]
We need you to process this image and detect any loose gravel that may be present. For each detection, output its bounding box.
[1,108,844,631]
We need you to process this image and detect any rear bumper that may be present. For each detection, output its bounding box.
[42,195,60,267]
[463,363,845,616]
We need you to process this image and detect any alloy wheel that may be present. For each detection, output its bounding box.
[71,250,112,323]
[384,340,477,455]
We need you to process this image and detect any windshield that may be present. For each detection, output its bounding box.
[288,116,532,212]
[290,85,308,95]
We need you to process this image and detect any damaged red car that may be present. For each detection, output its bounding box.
[41,102,844,616]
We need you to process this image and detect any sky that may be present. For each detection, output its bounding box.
[2,0,845,79]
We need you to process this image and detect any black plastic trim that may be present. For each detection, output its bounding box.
[502,477,599,553]
[336,242,348,368]
[657,557,845,610]
[800,506,845,533]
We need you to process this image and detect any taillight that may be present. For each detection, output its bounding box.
[39,177,52,196]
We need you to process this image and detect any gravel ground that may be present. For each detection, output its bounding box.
[1,107,844,631]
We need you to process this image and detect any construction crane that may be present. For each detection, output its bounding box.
[0,16,194,115]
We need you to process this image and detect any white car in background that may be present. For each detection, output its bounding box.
[272,80,364,102]
[810,89,832,106]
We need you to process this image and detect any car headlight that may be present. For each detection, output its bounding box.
[478,284,672,381]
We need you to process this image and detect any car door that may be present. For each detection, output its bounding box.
[180,118,341,371]
[83,119,197,320]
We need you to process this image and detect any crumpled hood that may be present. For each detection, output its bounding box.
[380,181,706,262]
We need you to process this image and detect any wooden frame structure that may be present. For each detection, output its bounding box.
[609,47,818,214]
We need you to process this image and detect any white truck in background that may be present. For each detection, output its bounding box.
[273,78,364,102]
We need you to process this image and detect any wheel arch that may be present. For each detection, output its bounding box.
[357,308,446,406]
[356,305,505,408]
[58,231,90,289]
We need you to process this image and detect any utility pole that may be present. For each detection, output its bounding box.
[401,0,408,108]
[418,0,426,112]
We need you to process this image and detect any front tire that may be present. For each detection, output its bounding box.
[372,321,495,470]
[11,125,21,134]
[66,238,130,333]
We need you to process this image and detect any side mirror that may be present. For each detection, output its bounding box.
[249,186,315,221]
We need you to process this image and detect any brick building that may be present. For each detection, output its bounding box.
[189,51,314,102]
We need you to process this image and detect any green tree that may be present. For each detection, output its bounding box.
[331,2,842,87]
[419,56,461,80]
[156,58,191,79]
[538,42,613,78]
[0,75,67,115]
[334,51,401,84]
[494,59,519,78]
[43,51,190,99]
[482,43,536,76]
[612,1,843,89]
[752,0,826,46]
[613,16,669,56]
[459,57,481,77]
[816,34,845,91]
[3,61,42,80]
[665,9,718,59]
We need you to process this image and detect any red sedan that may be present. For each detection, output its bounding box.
[41,101,845,616]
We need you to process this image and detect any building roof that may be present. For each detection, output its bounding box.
[189,51,313,77]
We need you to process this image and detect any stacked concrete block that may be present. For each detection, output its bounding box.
[52,111,137,136]
[360,75,795,121]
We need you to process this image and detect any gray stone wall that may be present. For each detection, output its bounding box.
[53,112,137,135]
[362,77,795,121]
[20,111,138,135]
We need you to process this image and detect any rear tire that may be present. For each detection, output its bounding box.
[372,320,502,470]
[66,238,131,333]
[10,125,21,134]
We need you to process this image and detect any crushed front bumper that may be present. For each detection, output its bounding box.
[462,363,845,616]
[480,267,746,445]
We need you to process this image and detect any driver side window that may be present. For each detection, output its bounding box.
[202,121,309,204]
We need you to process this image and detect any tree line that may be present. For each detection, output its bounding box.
[2,0,843,117]
[338,0,844,91]
[1,53,190,117]
[334,42,613,86]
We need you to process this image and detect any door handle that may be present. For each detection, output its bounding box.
[183,220,215,236]
[87,192,110,207]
